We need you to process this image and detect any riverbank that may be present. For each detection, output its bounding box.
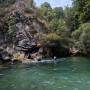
[0,58,59,65]
[0,56,89,66]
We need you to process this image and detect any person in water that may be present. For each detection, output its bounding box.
[54,56,57,60]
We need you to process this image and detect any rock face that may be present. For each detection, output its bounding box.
[0,47,13,62]
[0,0,48,62]
[85,41,90,56]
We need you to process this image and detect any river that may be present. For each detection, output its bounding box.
[0,57,90,90]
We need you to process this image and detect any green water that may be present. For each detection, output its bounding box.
[0,57,90,90]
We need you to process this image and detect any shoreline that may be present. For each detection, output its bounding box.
[0,56,90,66]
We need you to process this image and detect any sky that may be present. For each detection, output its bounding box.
[34,0,72,8]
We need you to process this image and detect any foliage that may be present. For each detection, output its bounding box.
[39,2,64,22]
[72,23,90,54]
[52,7,64,19]
[47,33,61,41]
[39,2,52,22]
[73,0,90,23]
[0,0,90,56]
[49,19,59,32]
[57,19,69,37]
[64,7,79,31]
[72,23,90,39]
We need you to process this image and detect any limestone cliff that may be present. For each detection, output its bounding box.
[0,0,48,62]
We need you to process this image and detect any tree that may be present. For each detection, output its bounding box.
[39,2,52,22]
[53,7,64,19]
[49,19,59,32]
[40,2,51,9]
[73,0,90,23]
[72,23,90,55]
[64,7,79,32]
[57,19,70,37]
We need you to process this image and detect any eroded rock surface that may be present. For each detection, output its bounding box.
[0,0,48,62]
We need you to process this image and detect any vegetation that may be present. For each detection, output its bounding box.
[38,0,90,56]
[72,23,90,55]
[0,0,90,60]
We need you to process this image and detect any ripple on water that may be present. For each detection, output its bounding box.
[0,57,90,90]
[0,74,4,76]
[42,81,55,85]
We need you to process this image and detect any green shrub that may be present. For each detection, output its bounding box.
[72,23,90,55]
[72,23,90,40]
[46,33,61,41]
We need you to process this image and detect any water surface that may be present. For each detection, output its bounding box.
[0,57,90,90]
